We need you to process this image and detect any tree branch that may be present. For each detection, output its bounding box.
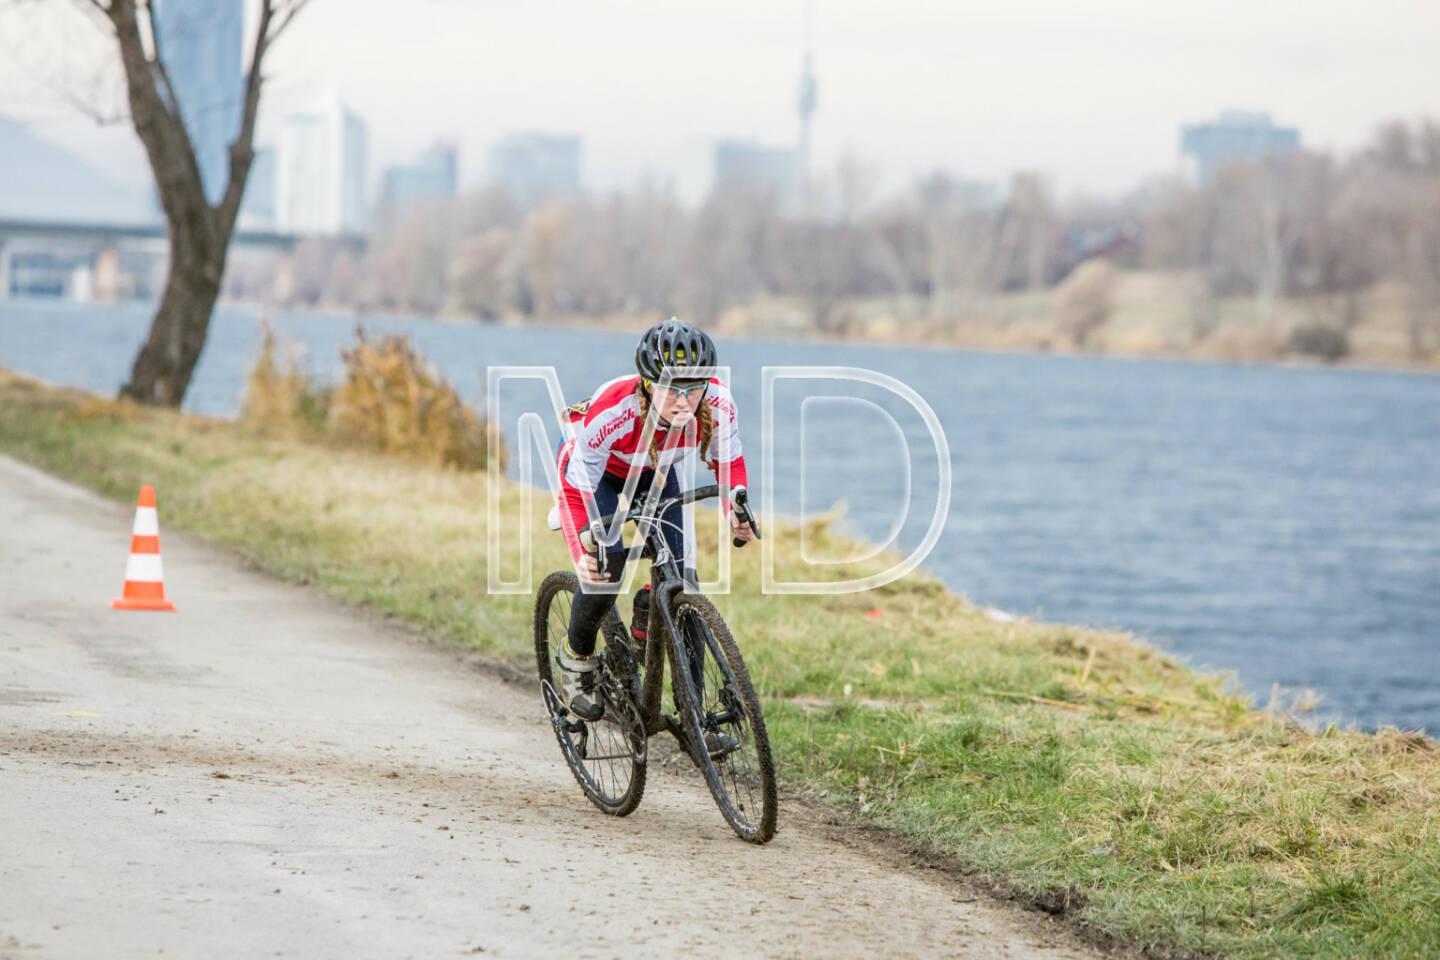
[218,0,310,234]
[105,0,208,239]
[266,0,312,45]
[63,0,114,34]
[136,0,178,120]
[0,15,125,123]
[135,0,210,229]
[41,70,127,125]
[214,0,272,231]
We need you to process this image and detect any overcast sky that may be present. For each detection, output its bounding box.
[3,0,1438,202]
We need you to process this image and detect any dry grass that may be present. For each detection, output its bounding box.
[329,327,496,470]
[240,320,329,439]
[239,325,500,471]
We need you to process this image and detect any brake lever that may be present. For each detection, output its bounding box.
[580,521,608,577]
[731,486,761,548]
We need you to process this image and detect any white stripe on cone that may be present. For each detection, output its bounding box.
[123,553,165,583]
[132,507,159,536]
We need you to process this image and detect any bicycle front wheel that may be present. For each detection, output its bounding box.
[667,591,777,843]
[534,570,647,817]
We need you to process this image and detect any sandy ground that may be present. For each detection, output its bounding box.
[0,454,1106,960]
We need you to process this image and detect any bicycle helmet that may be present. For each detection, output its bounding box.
[635,317,716,383]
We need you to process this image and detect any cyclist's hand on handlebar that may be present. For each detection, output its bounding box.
[729,509,757,543]
[576,553,606,583]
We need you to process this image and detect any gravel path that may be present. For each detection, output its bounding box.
[0,454,1103,960]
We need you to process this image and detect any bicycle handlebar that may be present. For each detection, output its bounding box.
[730,486,761,548]
[585,484,761,549]
[578,521,609,577]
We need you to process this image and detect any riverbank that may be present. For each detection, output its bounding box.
[219,266,1440,375]
[2,367,1436,959]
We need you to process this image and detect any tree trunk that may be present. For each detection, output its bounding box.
[117,169,231,406]
[120,247,223,406]
[98,0,296,407]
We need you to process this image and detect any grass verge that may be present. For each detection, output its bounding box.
[2,367,1436,959]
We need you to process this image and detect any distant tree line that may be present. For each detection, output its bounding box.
[225,117,1440,359]
[1140,118,1440,358]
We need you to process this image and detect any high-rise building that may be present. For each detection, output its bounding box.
[1181,111,1300,185]
[276,94,368,235]
[380,142,459,214]
[713,139,797,205]
[151,0,243,205]
[238,146,276,230]
[487,133,580,207]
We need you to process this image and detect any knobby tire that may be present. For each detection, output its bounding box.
[667,591,778,843]
[534,570,647,817]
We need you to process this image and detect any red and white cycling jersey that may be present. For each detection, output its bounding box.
[556,374,749,562]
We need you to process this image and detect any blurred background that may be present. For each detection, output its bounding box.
[0,0,1436,733]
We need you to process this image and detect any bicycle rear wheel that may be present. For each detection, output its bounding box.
[667,591,777,843]
[534,571,647,816]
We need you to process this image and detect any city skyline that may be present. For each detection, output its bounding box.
[0,0,1436,205]
[149,0,242,205]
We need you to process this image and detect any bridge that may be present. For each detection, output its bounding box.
[0,217,302,251]
[0,217,361,300]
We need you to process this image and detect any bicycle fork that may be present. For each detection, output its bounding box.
[641,577,723,766]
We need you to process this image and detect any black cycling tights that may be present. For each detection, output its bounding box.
[567,560,704,690]
[568,560,697,654]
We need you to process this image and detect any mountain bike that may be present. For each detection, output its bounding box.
[534,484,777,843]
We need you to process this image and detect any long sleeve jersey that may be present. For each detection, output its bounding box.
[556,374,749,563]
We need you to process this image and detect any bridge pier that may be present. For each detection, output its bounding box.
[94,246,121,303]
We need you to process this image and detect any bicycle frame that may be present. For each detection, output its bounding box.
[589,483,747,745]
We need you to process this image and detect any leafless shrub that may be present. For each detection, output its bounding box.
[1054,259,1116,348]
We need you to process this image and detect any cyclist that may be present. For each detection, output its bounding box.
[554,317,755,727]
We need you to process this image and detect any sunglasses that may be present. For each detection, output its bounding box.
[648,380,708,400]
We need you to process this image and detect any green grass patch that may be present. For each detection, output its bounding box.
[2,368,1437,959]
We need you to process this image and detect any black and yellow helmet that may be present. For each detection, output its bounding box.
[635,317,716,383]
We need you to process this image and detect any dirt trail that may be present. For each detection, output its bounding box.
[0,454,1103,959]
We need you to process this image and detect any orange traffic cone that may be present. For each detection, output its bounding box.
[111,485,176,612]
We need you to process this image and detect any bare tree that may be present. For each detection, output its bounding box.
[1012,172,1053,292]
[1400,179,1440,356]
[1209,158,1305,327]
[1331,121,1440,356]
[1136,177,1215,271]
[519,201,574,321]
[680,184,775,323]
[604,180,686,315]
[913,174,1001,321]
[447,228,515,320]
[74,0,309,406]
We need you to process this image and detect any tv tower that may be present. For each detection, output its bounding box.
[797,2,818,206]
